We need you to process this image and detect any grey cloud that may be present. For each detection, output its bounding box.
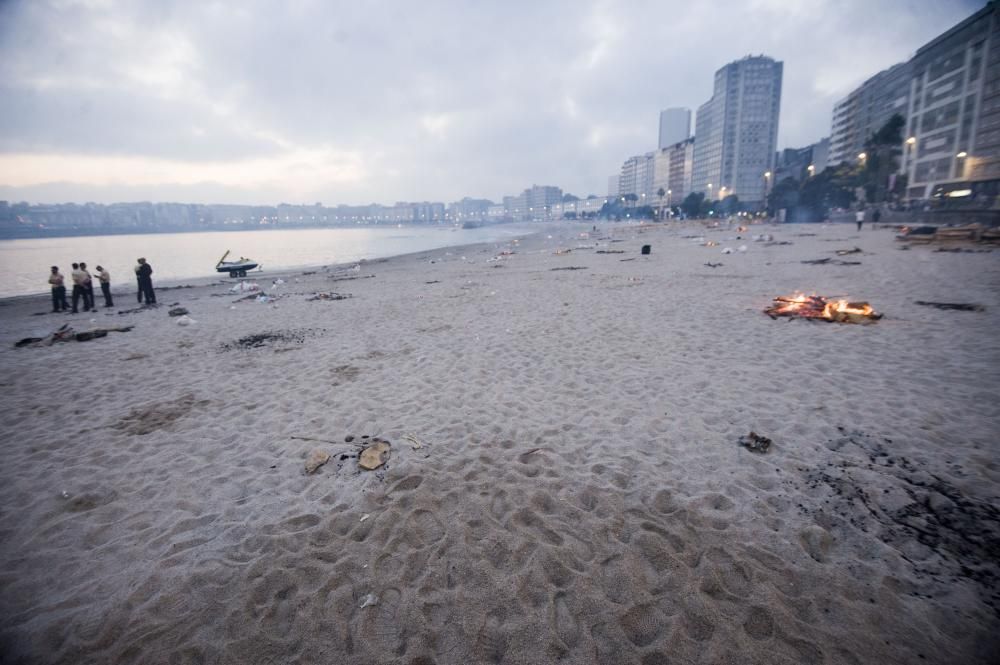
[0,0,982,204]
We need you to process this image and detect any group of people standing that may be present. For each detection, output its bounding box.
[47,258,156,313]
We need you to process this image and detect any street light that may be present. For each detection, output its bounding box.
[807,164,815,177]
[956,151,968,158]
[906,137,916,145]
[858,152,867,162]
[707,183,713,200]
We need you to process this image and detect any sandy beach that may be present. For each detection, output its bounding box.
[0,220,997,665]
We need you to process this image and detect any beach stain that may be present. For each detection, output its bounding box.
[112,394,211,436]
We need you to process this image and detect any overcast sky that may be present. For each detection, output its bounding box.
[0,0,980,206]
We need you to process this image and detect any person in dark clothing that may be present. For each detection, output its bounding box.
[872,208,882,226]
[95,265,113,307]
[49,266,69,312]
[70,262,92,313]
[134,262,143,303]
[79,262,96,309]
[137,257,156,305]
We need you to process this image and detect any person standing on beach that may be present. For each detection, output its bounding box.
[79,262,96,308]
[872,208,882,227]
[70,262,92,313]
[134,261,143,303]
[855,208,865,231]
[137,258,156,305]
[95,265,113,308]
[48,266,68,312]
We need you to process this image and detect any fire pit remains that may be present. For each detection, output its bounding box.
[765,293,882,324]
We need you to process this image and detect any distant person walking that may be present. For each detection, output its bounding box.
[48,266,68,312]
[70,262,92,313]
[79,262,96,308]
[872,208,882,226]
[855,208,865,231]
[95,265,113,308]
[137,257,156,305]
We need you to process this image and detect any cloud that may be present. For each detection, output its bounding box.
[0,0,982,204]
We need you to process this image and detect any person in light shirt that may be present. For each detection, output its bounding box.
[48,266,69,312]
[95,265,113,308]
[70,262,92,313]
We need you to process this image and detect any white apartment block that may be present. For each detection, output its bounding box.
[903,2,1000,198]
[692,55,783,207]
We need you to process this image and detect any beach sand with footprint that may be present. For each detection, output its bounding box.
[0,221,997,664]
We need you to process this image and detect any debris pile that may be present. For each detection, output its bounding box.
[765,294,882,324]
[16,324,134,347]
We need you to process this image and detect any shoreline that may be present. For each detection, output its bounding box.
[0,221,574,303]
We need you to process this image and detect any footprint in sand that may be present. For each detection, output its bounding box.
[553,592,581,648]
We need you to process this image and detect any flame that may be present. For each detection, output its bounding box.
[766,293,880,323]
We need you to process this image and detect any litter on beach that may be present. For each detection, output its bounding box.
[306,292,353,301]
[15,324,134,347]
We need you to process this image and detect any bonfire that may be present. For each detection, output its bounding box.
[765,293,882,324]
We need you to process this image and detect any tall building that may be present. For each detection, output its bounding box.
[651,138,695,206]
[829,63,912,167]
[618,152,656,205]
[903,2,1000,198]
[691,55,783,207]
[658,108,692,149]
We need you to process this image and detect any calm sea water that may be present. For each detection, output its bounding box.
[0,224,543,299]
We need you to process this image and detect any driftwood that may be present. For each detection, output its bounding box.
[328,274,375,283]
[550,266,588,271]
[835,247,863,256]
[914,301,985,312]
[16,324,134,348]
[802,257,862,266]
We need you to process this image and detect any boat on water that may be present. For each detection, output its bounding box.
[216,250,260,277]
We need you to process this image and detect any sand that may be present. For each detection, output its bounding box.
[0,221,997,665]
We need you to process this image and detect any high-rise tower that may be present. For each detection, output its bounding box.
[691,56,783,207]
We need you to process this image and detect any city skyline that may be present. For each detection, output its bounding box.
[0,0,981,205]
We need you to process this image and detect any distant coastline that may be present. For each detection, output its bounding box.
[0,220,518,241]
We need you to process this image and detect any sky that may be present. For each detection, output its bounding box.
[0,0,982,206]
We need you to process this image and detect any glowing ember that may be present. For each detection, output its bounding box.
[765,293,882,324]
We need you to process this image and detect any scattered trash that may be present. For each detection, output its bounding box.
[168,307,189,317]
[753,234,774,242]
[306,292,353,301]
[764,241,793,246]
[738,245,748,252]
[176,315,196,326]
[359,593,378,609]
[835,247,863,256]
[550,266,588,271]
[403,433,425,450]
[359,439,391,470]
[359,514,370,522]
[595,250,625,254]
[230,281,260,294]
[704,262,723,268]
[124,352,149,361]
[641,244,651,255]
[914,301,985,312]
[15,324,134,347]
[305,449,330,474]
[739,431,772,453]
[553,248,572,255]
[722,248,734,254]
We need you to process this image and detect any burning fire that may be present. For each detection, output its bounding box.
[765,293,881,324]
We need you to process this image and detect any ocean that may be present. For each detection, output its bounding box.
[0,224,543,298]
